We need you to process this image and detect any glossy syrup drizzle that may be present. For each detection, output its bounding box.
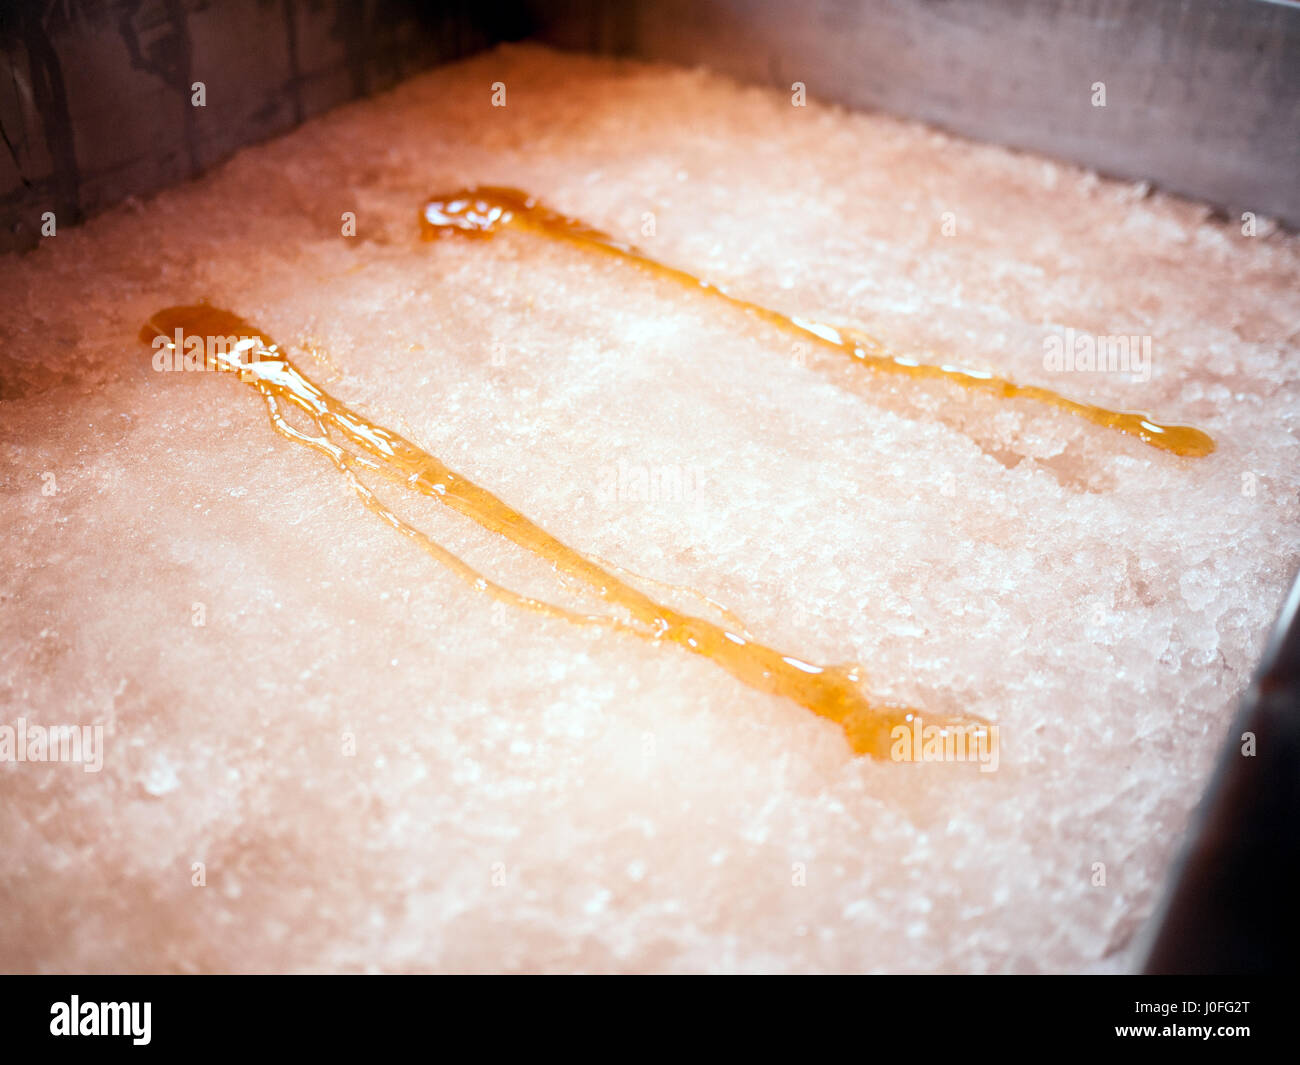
[141,305,987,758]
[422,187,1215,458]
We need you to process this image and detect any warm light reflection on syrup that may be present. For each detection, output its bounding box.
[421,187,1215,458]
[141,305,988,758]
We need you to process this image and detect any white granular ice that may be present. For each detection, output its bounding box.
[0,44,1296,973]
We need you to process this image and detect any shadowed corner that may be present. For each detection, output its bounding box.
[1139,569,1300,974]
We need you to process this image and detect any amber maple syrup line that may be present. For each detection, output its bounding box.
[420,187,1215,458]
[261,389,646,637]
[141,305,989,759]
